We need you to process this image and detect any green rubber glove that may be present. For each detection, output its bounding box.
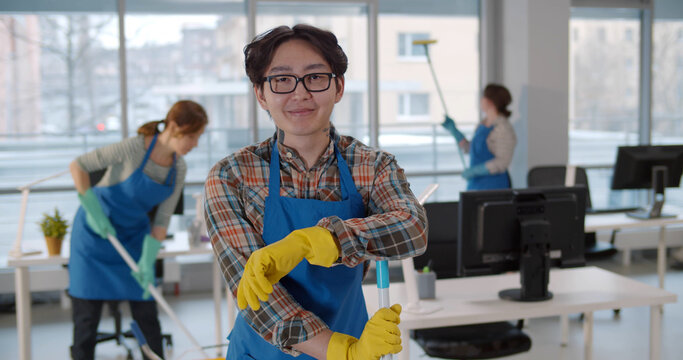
[327,304,403,360]
[442,115,466,143]
[77,189,117,239]
[462,163,490,179]
[132,234,162,300]
[237,226,339,310]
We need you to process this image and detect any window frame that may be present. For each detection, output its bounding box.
[397,32,430,61]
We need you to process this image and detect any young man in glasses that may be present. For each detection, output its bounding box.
[204,24,427,359]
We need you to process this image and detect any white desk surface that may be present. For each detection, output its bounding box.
[585,206,683,232]
[363,266,676,331]
[7,231,211,267]
[584,208,683,292]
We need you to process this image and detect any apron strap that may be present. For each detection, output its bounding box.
[334,145,354,200]
[141,134,158,168]
[268,140,355,200]
[163,153,177,187]
[144,134,176,187]
[268,142,282,195]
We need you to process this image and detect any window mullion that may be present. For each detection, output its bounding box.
[639,7,653,145]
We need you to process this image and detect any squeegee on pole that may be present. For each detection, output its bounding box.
[413,39,467,169]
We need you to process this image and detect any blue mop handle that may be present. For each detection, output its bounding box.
[130,320,146,345]
[376,260,394,360]
[131,321,164,360]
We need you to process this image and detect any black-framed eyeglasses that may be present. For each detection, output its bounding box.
[263,72,337,94]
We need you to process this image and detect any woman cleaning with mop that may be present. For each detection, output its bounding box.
[413,38,516,190]
[68,100,208,360]
[204,24,427,359]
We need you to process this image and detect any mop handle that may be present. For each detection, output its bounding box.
[376,260,394,360]
[130,321,164,360]
[422,45,449,116]
[106,234,210,358]
[421,44,467,169]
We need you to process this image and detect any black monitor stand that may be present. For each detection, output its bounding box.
[499,217,553,302]
[627,166,676,219]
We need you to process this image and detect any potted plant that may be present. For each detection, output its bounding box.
[38,208,69,256]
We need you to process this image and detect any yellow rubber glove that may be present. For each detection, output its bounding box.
[327,304,402,360]
[237,226,339,310]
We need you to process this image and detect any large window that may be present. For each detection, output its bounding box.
[0,13,121,254]
[652,20,683,144]
[0,0,480,257]
[0,14,121,186]
[653,9,683,207]
[124,14,247,183]
[569,8,641,166]
[378,0,479,197]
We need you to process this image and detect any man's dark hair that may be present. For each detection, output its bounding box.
[244,24,348,88]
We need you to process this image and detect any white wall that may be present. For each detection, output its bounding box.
[495,0,571,187]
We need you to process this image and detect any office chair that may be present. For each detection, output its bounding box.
[409,201,531,359]
[527,165,618,260]
[86,169,178,358]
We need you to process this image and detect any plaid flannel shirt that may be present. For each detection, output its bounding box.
[204,127,427,355]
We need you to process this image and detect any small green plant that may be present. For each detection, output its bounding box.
[38,208,69,239]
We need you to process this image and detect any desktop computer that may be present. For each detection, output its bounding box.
[611,145,683,219]
[458,186,586,301]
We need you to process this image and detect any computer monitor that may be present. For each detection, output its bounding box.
[611,145,683,219]
[458,186,586,302]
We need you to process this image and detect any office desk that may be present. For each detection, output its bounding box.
[585,208,683,290]
[363,267,676,360]
[7,232,232,360]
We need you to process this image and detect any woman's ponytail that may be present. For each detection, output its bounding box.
[137,120,165,135]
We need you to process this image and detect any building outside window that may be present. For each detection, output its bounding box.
[378,2,479,200]
[0,12,122,255]
[398,93,430,120]
[397,32,429,58]
[569,8,641,207]
[652,17,683,206]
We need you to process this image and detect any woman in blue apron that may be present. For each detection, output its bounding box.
[204,25,427,359]
[442,83,517,190]
[68,100,207,360]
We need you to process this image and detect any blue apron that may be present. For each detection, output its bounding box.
[69,134,176,301]
[227,141,368,359]
[467,123,511,190]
